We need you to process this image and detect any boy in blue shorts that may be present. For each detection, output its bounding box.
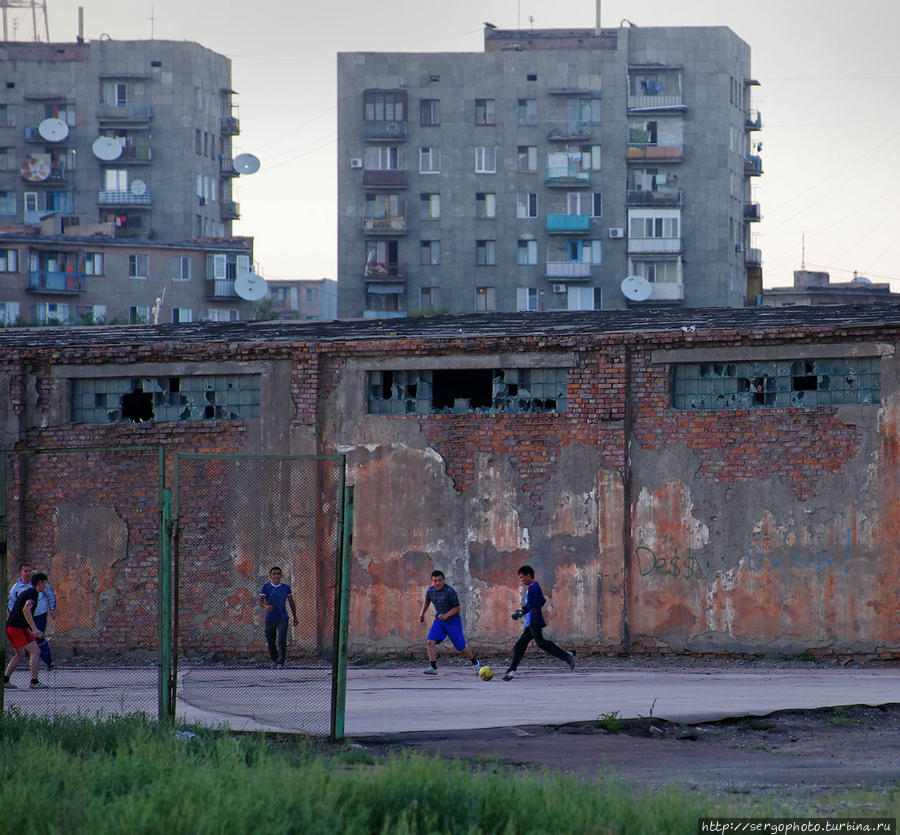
[418,570,480,675]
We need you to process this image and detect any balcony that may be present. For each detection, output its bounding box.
[744,202,761,222]
[21,161,70,185]
[546,214,591,233]
[96,103,151,122]
[546,261,591,280]
[545,120,592,142]
[647,280,684,302]
[120,143,152,162]
[27,270,86,294]
[205,278,239,299]
[363,121,407,141]
[627,237,682,255]
[219,158,239,177]
[220,201,240,220]
[626,188,683,208]
[745,110,762,130]
[363,169,407,188]
[744,155,763,176]
[221,115,240,136]
[627,93,684,112]
[24,125,75,143]
[363,215,407,235]
[746,248,762,266]
[626,144,683,163]
[98,190,151,207]
[545,165,590,187]
[363,261,406,280]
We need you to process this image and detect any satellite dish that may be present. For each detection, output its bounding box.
[233,153,260,175]
[621,275,652,302]
[130,179,147,195]
[234,271,268,301]
[38,117,69,141]
[92,136,123,161]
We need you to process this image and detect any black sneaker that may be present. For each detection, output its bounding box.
[45,662,54,671]
[30,680,48,689]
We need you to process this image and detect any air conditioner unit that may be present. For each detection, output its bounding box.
[609,227,625,239]
[350,157,363,169]
[735,243,745,253]
[552,283,567,294]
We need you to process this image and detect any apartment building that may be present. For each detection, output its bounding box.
[337,19,762,318]
[0,36,256,323]
[267,279,337,321]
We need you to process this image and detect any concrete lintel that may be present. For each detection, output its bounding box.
[651,342,891,365]
[347,352,577,372]
[50,361,272,379]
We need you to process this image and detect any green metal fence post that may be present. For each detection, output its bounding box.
[0,452,6,712]
[331,483,353,740]
[159,479,174,722]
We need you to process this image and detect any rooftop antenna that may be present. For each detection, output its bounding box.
[529,15,534,32]
[801,234,806,270]
[0,0,50,42]
[148,4,155,39]
[517,0,520,29]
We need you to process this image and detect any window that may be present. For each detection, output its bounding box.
[0,191,15,215]
[516,98,537,125]
[420,99,440,126]
[366,193,401,222]
[517,145,538,172]
[0,147,12,170]
[45,191,72,212]
[0,301,20,325]
[171,307,193,323]
[567,240,602,264]
[633,259,679,283]
[195,129,202,154]
[368,367,568,415]
[420,240,440,265]
[175,256,191,281]
[24,192,38,212]
[71,374,261,423]
[130,305,150,324]
[128,253,149,279]
[0,104,14,126]
[205,308,240,322]
[517,287,538,312]
[35,302,70,325]
[420,287,441,310]
[365,240,400,276]
[672,358,882,410]
[420,193,440,220]
[105,169,128,191]
[475,287,496,312]
[516,192,537,219]
[475,192,496,219]
[207,252,250,280]
[573,144,601,171]
[517,240,538,265]
[476,240,496,266]
[365,289,405,314]
[364,91,406,121]
[364,145,402,170]
[83,253,104,276]
[419,146,440,173]
[567,286,600,311]
[629,215,680,238]
[570,98,601,125]
[475,146,496,173]
[475,98,495,125]
[0,249,17,272]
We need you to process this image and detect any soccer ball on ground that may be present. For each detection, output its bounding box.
[478,665,494,681]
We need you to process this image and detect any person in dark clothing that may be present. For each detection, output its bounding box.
[502,564,575,681]
[4,571,50,688]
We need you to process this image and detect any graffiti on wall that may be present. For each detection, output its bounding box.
[635,546,703,581]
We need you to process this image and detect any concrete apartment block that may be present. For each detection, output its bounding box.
[337,22,762,319]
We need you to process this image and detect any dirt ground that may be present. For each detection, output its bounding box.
[356,657,900,814]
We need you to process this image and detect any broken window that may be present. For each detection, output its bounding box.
[671,358,880,410]
[367,368,568,415]
[71,375,262,423]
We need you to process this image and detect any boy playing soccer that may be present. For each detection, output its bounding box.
[418,570,480,675]
[502,564,575,681]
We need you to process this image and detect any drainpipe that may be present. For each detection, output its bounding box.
[621,345,633,655]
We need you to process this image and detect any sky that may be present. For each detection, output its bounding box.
[25,0,900,289]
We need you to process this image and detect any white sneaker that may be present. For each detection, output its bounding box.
[423,667,438,675]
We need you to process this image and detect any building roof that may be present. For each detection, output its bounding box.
[0,305,899,353]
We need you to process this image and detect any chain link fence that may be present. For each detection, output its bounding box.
[1,447,164,717]
[174,454,347,735]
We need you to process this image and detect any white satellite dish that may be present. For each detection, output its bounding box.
[234,271,268,301]
[38,117,69,141]
[233,153,261,175]
[621,275,652,302]
[92,136,123,161]
[130,179,147,195]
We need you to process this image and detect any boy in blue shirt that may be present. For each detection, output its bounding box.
[502,564,575,681]
[259,566,298,669]
[418,570,480,675]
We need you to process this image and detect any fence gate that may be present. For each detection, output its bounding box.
[172,453,351,738]
[0,446,165,718]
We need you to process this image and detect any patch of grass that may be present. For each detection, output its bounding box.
[596,710,623,733]
[828,707,852,727]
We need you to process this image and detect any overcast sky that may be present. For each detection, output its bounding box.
[30,0,900,289]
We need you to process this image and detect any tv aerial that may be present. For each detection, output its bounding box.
[233,153,261,175]
[621,275,652,302]
[38,117,68,141]
[234,271,268,301]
